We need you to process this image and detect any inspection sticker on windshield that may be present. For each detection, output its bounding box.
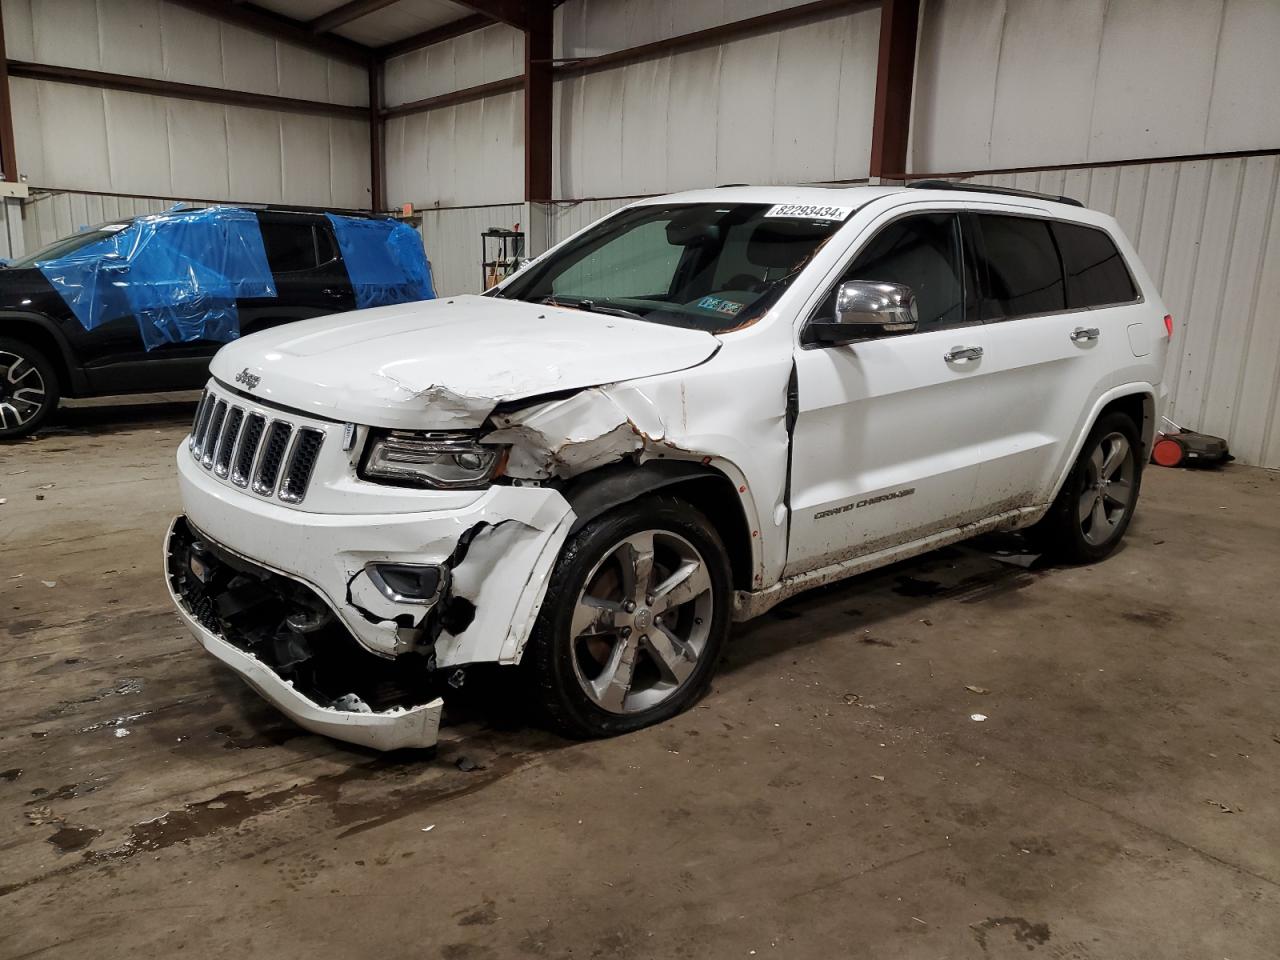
[697,296,743,316]
[765,204,853,221]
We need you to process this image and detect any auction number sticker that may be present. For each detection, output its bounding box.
[765,204,853,221]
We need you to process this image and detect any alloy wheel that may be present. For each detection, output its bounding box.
[0,350,48,431]
[569,529,715,715]
[1079,431,1135,546]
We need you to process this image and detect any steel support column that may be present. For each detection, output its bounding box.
[868,0,920,181]
[523,2,553,204]
[369,62,385,210]
[0,13,18,182]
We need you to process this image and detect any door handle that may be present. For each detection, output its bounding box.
[944,345,983,362]
[1070,326,1101,342]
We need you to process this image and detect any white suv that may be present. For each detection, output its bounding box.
[165,183,1171,751]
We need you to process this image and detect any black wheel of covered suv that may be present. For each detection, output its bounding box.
[1029,411,1142,563]
[0,338,59,441]
[526,495,733,739]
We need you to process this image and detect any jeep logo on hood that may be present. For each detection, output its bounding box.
[235,368,261,390]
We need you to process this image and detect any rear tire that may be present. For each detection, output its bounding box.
[525,494,733,739]
[0,338,60,441]
[1028,411,1142,563]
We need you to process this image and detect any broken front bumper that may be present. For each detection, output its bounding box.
[168,443,576,751]
[175,446,574,667]
[165,516,445,751]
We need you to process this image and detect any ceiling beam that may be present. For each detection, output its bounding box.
[309,0,402,35]
[381,75,522,120]
[452,0,528,30]
[376,12,492,60]
[163,0,374,65]
[8,60,368,119]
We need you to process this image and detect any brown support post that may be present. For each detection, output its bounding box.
[868,0,919,181]
[523,1,552,203]
[0,12,18,181]
[369,62,385,211]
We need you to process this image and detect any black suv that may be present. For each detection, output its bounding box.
[0,207,385,439]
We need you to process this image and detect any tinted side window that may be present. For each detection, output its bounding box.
[1052,221,1137,307]
[974,215,1065,319]
[819,213,970,331]
[259,221,319,274]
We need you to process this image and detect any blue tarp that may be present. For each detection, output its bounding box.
[325,213,435,308]
[36,207,276,351]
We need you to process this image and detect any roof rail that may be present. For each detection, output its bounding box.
[905,179,1084,208]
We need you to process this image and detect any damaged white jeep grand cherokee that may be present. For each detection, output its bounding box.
[165,183,1171,751]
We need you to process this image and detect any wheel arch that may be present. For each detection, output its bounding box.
[0,312,84,395]
[1048,383,1156,502]
[559,459,758,593]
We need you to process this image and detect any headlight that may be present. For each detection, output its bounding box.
[362,431,507,489]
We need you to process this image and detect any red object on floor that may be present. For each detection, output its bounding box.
[1152,436,1185,467]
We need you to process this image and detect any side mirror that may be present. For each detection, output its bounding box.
[804,281,918,346]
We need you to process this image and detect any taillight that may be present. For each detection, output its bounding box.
[1163,314,1174,337]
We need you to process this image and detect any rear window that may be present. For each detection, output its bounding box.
[974,214,1065,320]
[1052,221,1137,308]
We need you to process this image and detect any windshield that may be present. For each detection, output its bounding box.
[495,202,850,332]
[7,223,132,268]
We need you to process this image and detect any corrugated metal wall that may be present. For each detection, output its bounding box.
[419,203,524,296]
[553,2,880,198]
[911,0,1280,173]
[384,91,523,210]
[0,198,24,259]
[1,0,371,208]
[384,22,522,106]
[382,0,881,210]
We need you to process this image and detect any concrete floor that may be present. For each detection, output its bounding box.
[2,400,1279,960]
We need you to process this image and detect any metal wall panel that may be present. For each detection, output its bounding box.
[553,3,880,198]
[384,23,523,108]
[0,0,368,106]
[964,154,1280,468]
[9,78,371,208]
[384,91,523,210]
[417,203,524,297]
[911,0,1280,173]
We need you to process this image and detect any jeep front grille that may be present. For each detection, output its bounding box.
[189,388,325,505]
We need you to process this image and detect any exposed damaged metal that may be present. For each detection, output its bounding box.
[486,386,675,481]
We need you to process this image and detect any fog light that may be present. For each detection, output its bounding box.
[367,563,444,604]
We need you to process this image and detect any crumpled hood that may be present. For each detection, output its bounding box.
[209,294,719,429]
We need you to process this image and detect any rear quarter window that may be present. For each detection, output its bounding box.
[1051,221,1138,307]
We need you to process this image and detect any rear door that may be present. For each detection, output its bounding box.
[238,213,355,337]
[786,208,1009,576]
[963,209,1143,514]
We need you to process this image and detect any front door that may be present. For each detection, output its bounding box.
[786,209,1006,576]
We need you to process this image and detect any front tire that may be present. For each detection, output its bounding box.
[1029,411,1142,563]
[0,338,60,440]
[526,494,733,739]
